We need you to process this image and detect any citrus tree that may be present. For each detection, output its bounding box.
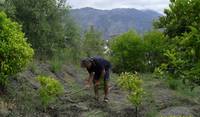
[0,11,34,92]
[154,0,200,89]
[117,72,144,117]
[37,76,64,110]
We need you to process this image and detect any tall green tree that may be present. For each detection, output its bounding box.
[0,0,4,10]
[82,26,104,57]
[3,0,79,59]
[144,30,166,72]
[110,30,145,73]
[155,0,200,88]
[155,0,200,38]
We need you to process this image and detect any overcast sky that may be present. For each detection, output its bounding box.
[67,0,170,13]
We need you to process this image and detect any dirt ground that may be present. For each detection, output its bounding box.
[0,63,200,117]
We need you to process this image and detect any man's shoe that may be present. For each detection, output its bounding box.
[103,97,109,103]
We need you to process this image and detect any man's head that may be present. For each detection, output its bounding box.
[81,58,92,68]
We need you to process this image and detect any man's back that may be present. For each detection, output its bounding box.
[91,57,111,70]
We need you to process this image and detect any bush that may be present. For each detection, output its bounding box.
[167,78,180,90]
[0,11,34,90]
[36,76,64,109]
[117,72,145,117]
[110,30,145,73]
[143,30,166,72]
[154,0,200,89]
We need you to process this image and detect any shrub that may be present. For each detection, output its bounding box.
[110,30,145,73]
[154,0,200,89]
[143,30,166,72]
[167,78,180,90]
[0,11,34,91]
[36,76,64,109]
[117,72,145,117]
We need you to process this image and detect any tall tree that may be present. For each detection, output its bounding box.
[3,0,79,58]
[110,30,145,73]
[154,0,200,38]
[155,0,200,88]
[82,26,104,57]
[144,30,166,72]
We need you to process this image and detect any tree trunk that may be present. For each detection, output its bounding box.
[0,84,6,95]
[135,106,138,117]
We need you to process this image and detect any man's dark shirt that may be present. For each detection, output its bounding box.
[87,57,111,80]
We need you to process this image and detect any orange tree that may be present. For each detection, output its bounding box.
[0,11,34,92]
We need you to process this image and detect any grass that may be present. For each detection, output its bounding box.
[49,48,81,73]
[167,78,181,90]
[140,73,200,116]
[66,78,86,97]
[49,57,63,73]
[176,83,200,102]
[5,78,41,116]
[82,110,108,117]
[142,90,158,117]
[143,73,200,97]
[29,61,41,74]
[141,75,159,117]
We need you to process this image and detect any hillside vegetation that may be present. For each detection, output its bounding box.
[0,0,200,117]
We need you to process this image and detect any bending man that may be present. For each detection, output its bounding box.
[81,57,111,102]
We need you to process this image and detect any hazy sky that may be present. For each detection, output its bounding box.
[67,0,170,13]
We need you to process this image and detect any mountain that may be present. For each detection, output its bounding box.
[70,7,162,39]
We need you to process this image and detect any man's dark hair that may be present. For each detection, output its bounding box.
[81,58,92,67]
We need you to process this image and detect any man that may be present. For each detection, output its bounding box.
[81,57,111,102]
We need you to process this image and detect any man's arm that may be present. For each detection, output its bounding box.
[85,72,94,88]
[88,72,94,85]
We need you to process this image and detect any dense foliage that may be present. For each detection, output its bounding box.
[2,0,80,59]
[155,0,200,38]
[110,30,145,73]
[109,30,165,73]
[82,26,105,57]
[117,72,144,116]
[0,11,34,90]
[143,30,166,72]
[37,76,64,109]
[155,0,200,88]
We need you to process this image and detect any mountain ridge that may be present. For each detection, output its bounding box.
[70,7,162,39]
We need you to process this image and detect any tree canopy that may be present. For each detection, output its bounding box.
[3,0,80,58]
[155,0,200,38]
[155,0,200,88]
[0,11,34,90]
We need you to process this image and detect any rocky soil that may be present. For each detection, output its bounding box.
[0,62,199,117]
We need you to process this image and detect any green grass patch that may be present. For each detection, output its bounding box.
[29,61,41,74]
[49,48,81,73]
[177,84,200,100]
[167,78,181,90]
[49,57,63,73]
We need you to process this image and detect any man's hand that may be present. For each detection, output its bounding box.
[85,83,91,89]
[84,79,91,89]
[84,72,94,89]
